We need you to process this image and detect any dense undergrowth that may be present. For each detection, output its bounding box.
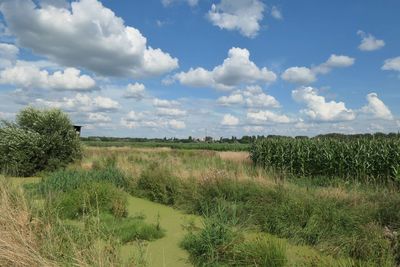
[134,163,400,266]
[5,144,400,266]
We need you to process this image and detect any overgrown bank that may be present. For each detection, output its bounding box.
[133,162,400,266]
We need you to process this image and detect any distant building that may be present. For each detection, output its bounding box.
[73,125,82,136]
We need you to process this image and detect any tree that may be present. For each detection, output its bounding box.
[0,107,82,176]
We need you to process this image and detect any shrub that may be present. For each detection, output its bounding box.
[49,182,128,219]
[0,107,81,176]
[0,125,44,176]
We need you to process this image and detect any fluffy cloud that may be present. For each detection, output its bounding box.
[121,111,185,130]
[361,93,393,120]
[0,42,18,67]
[0,63,96,91]
[153,98,180,108]
[87,113,112,123]
[221,114,239,126]
[35,93,119,112]
[173,47,276,90]
[357,31,385,51]
[247,110,291,124]
[292,87,356,122]
[218,93,244,105]
[162,0,198,7]
[207,0,265,38]
[217,85,280,108]
[270,6,282,20]
[156,107,187,117]
[281,67,316,84]
[124,83,146,100]
[0,0,178,78]
[282,54,355,84]
[382,57,400,72]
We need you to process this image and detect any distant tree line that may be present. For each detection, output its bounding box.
[82,132,400,144]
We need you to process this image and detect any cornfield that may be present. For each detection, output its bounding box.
[250,137,400,183]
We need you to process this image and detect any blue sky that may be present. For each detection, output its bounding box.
[0,0,399,138]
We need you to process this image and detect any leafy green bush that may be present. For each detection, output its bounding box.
[49,182,127,219]
[0,107,81,176]
[0,125,44,176]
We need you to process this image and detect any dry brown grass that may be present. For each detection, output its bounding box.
[218,151,251,163]
[0,178,56,267]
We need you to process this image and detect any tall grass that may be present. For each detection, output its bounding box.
[0,176,125,266]
[181,204,287,267]
[134,163,399,266]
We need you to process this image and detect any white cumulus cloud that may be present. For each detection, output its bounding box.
[282,54,355,84]
[247,110,291,124]
[35,93,119,112]
[156,107,187,117]
[153,98,180,108]
[221,114,239,126]
[0,0,178,78]
[124,83,146,100]
[292,86,356,122]
[87,113,112,123]
[281,67,316,84]
[0,42,19,67]
[361,93,393,120]
[357,31,385,51]
[173,47,276,90]
[207,0,265,38]
[217,85,280,108]
[382,57,400,72]
[0,62,96,91]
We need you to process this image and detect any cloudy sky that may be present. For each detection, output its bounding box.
[0,0,399,138]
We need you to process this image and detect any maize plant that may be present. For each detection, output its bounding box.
[250,137,400,183]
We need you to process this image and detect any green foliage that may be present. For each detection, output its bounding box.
[231,236,287,267]
[134,164,400,265]
[0,107,81,176]
[99,213,165,243]
[39,166,131,193]
[136,163,181,205]
[250,137,400,183]
[181,206,287,267]
[48,182,128,219]
[0,125,44,176]
[83,140,250,151]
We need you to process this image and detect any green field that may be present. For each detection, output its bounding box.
[3,143,400,266]
[83,140,250,151]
